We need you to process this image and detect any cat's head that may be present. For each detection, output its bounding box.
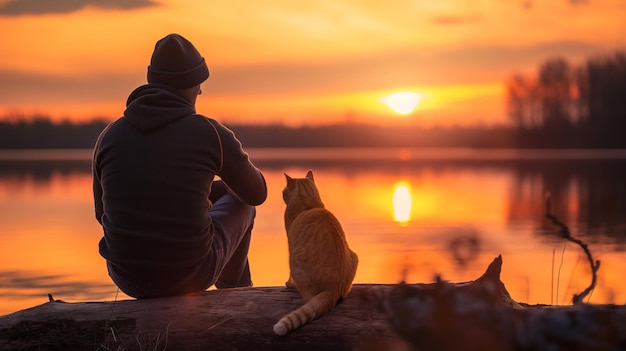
[283,170,320,204]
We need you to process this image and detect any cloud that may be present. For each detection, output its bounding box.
[207,40,603,95]
[518,0,589,10]
[430,14,482,25]
[0,69,142,103]
[0,40,605,107]
[0,0,158,16]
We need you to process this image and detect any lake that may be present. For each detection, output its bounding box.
[1,147,625,316]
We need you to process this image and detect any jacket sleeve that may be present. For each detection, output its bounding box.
[92,125,109,224]
[93,169,104,224]
[210,120,267,206]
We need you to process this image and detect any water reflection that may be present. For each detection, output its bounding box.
[0,271,112,300]
[508,159,626,246]
[1,148,625,316]
[392,181,412,225]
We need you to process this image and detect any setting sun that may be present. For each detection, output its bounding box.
[382,92,422,115]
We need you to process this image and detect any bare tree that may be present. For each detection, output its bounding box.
[506,74,541,129]
[537,58,575,129]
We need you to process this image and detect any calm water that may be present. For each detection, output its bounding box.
[1,148,625,316]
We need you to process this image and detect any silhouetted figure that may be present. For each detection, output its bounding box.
[93,33,267,298]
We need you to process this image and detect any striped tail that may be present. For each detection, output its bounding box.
[273,291,336,336]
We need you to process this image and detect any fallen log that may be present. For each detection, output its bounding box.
[1,256,624,351]
[0,284,407,351]
[384,255,626,351]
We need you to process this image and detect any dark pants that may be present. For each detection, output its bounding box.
[206,191,255,289]
[108,182,255,298]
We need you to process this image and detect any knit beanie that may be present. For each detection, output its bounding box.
[147,33,209,89]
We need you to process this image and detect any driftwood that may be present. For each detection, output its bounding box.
[0,284,405,351]
[1,256,625,351]
[384,256,626,351]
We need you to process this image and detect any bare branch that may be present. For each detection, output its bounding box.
[545,193,600,304]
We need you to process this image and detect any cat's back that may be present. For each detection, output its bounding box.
[288,207,344,236]
[287,207,354,260]
[288,206,358,296]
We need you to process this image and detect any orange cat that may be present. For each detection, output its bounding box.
[273,170,359,336]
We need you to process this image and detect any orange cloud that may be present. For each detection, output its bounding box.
[0,0,157,16]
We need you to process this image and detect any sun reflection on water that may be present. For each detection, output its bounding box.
[392,181,413,226]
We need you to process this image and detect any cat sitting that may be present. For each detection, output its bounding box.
[273,170,359,336]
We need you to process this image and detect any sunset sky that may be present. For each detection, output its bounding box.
[1,0,624,127]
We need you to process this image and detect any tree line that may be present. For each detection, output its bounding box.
[0,116,518,149]
[0,117,110,149]
[506,50,626,148]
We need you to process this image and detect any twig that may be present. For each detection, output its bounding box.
[104,288,120,331]
[551,248,555,305]
[101,288,120,350]
[206,316,233,331]
[545,193,600,305]
[161,320,172,351]
[557,243,566,305]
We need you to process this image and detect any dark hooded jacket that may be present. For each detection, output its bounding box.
[93,84,267,281]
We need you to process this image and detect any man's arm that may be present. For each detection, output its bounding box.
[213,123,267,206]
[92,123,113,224]
[92,152,104,224]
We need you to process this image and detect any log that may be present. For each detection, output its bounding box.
[0,285,407,351]
[384,255,626,351]
[1,256,625,351]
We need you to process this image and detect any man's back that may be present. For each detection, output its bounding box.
[93,33,266,298]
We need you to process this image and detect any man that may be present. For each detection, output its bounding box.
[93,33,267,298]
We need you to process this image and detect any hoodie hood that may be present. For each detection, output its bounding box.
[124,84,196,132]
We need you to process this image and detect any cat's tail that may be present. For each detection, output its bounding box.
[273,291,337,336]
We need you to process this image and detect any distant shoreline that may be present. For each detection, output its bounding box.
[3,118,626,149]
[2,147,626,162]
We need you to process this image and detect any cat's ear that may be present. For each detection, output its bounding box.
[306,170,314,181]
[284,173,294,184]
